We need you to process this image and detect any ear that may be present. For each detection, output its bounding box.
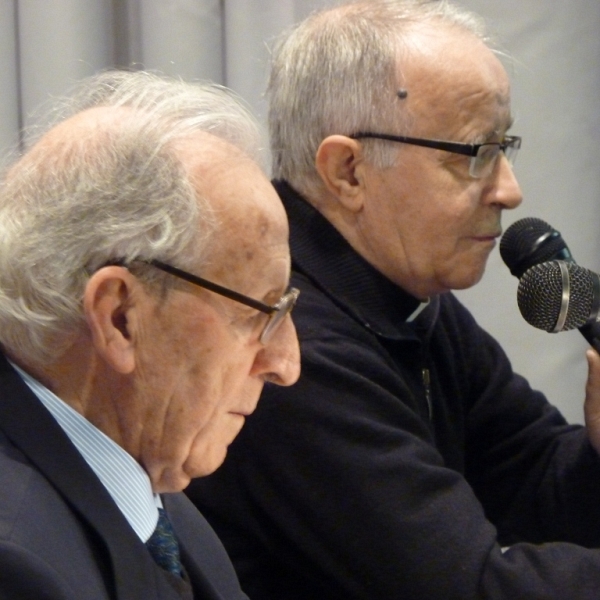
[83,266,138,374]
[315,135,366,213]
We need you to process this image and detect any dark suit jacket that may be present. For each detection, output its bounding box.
[0,353,249,600]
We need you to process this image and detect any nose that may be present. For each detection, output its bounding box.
[252,315,301,386]
[485,154,523,210]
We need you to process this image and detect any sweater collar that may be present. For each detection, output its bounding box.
[274,180,433,339]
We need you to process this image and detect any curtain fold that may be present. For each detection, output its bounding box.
[0,0,21,149]
[135,0,223,82]
[18,0,114,124]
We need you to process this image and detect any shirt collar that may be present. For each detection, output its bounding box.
[274,180,433,339]
[10,361,160,542]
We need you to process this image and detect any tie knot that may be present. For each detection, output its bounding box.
[146,507,183,577]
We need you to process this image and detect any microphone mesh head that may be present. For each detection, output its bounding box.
[500,218,567,278]
[517,261,595,332]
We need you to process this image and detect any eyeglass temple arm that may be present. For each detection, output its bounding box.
[350,132,478,157]
[148,260,276,314]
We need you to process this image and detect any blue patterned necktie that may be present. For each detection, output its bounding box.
[146,507,183,577]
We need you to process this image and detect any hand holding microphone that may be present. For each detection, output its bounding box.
[501,218,600,447]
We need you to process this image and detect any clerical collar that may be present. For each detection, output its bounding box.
[274,180,436,338]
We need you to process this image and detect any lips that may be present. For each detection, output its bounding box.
[472,230,501,241]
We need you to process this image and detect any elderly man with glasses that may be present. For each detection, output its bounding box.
[0,70,300,600]
[187,1,600,599]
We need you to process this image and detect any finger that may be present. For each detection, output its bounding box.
[584,348,600,454]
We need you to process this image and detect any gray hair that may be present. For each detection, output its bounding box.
[0,70,263,366]
[268,0,489,199]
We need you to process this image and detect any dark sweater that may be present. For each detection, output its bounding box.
[187,181,600,599]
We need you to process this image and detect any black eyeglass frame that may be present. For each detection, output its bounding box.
[350,132,522,178]
[146,259,299,344]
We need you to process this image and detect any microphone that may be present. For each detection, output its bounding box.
[499,217,574,278]
[500,216,600,351]
[517,261,600,352]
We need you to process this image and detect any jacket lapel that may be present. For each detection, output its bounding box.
[0,355,175,600]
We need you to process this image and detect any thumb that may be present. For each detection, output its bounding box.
[584,348,600,454]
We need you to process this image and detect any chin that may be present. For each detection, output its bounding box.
[150,453,227,493]
[151,469,192,494]
[184,447,229,480]
[460,257,489,287]
[447,269,486,292]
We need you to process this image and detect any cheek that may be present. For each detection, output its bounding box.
[185,342,251,398]
[416,189,482,251]
[175,349,260,474]
[401,200,483,277]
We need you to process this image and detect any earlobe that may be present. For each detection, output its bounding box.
[83,267,137,374]
[315,135,365,213]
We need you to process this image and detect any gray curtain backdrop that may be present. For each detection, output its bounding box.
[1,0,598,423]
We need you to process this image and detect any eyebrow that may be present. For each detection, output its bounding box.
[266,271,294,304]
[479,116,515,144]
[244,265,293,309]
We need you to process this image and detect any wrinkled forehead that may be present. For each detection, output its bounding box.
[395,25,512,133]
[177,134,288,253]
[198,158,290,289]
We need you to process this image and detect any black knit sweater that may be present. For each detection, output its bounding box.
[187,181,600,599]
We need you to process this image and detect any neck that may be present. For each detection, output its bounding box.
[18,336,135,449]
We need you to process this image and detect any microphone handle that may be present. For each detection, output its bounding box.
[578,270,600,353]
[578,322,600,353]
[511,243,574,279]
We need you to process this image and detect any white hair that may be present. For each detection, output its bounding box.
[268,0,489,199]
[0,70,264,365]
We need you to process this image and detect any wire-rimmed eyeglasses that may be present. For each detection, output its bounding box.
[350,132,522,179]
[139,259,299,345]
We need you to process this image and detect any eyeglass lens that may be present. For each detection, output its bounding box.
[260,288,300,344]
[470,139,520,178]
